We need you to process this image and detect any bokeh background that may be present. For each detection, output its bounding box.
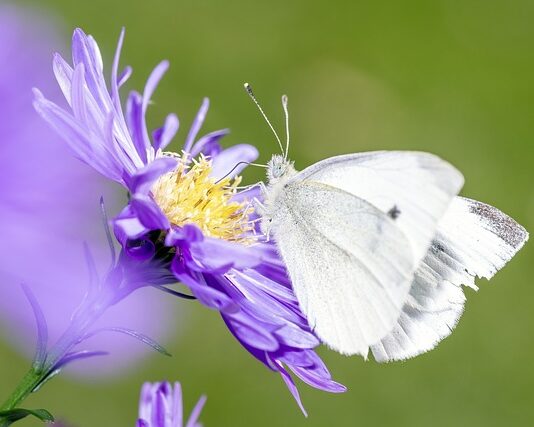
[1,0,533,425]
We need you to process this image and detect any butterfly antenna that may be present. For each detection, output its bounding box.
[281,94,290,159]
[244,83,285,155]
[215,161,267,184]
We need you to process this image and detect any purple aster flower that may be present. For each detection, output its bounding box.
[137,382,206,427]
[34,28,345,414]
[0,5,176,378]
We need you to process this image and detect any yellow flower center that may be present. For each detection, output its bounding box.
[152,154,256,244]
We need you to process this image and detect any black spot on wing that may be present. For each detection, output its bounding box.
[387,205,401,220]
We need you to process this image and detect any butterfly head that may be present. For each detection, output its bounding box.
[267,154,296,184]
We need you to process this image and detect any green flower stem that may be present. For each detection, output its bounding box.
[0,367,47,412]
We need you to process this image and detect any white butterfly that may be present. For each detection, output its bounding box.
[245,84,529,360]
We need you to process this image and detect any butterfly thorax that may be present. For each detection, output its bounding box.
[261,155,298,237]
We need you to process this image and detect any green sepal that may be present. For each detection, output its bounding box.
[0,408,54,426]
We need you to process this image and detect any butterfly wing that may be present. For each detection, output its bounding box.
[270,181,415,356]
[371,197,529,362]
[291,151,465,263]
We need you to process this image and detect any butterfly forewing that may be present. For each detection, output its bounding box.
[269,181,414,356]
[291,151,465,264]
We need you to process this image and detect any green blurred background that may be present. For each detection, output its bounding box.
[2,0,533,425]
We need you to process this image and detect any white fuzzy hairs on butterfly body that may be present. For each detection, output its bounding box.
[243,83,297,237]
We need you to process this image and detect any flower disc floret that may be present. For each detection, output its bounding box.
[152,154,256,244]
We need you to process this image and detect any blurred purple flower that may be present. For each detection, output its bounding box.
[0,5,177,377]
[34,28,345,413]
[137,382,206,427]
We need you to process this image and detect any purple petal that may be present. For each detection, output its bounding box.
[165,224,204,246]
[175,269,236,312]
[21,284,48,369]
[113,206,150,244]
[210,144,260,180]
[52,52,74,105]
[138,383,155,419]
[111,27,126,111]
[129,156,177,194]
[185,395,207,427]
[118,66,132,88]
[126,91,149,163]
[190,129,229,157]
[172,382,184,427]
[142,61,169,115]
[273,323,320,349]
[130,194,170,230]
[71,28,110,112]
[289,365,347,394]
[183,98,209,153]
[277,349,317,368]
[225,313,280,352]
[54,350,109,371]
[188,238,263,273]
[86,327,171,356]
[153,113,179,151]
[274,361,308,417]
[153,390,167,427]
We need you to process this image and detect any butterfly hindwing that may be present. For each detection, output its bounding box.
[371,196,529,362]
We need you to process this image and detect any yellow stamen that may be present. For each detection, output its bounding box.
[152,154,255,244]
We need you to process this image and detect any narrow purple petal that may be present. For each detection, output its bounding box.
[188,238,263,272]
[275,361,308,417]
[114,217,148,243]
[21,284,48,369]
[118,66,132,88]
[139,383,155,419]
[172,382,183,427]
[111,27,126,111]
[185,395,207,427]
[190,129,229,157]
[225,314,280,352]
[179,272,236,312]
[87,327,171,356]
[130,194,170,230]
[153,113,179,151]
[273,323,320,349]
[54,350,109,370]
[183,98,209,153]
[52,52,74,105]
[152,390,167,427]
[210,144,260,180]
[142,61,169,115]
[71,28,110,112]
[129,156,177,194]
[165,224,204,246]
[289,365,347,394]
[126,91,149,163]
[277,349,317,368]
